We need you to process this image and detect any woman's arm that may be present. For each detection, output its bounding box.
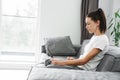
[51,48,101,66]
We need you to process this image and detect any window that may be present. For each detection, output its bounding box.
[0,0,39,64]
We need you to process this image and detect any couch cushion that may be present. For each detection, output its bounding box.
[96,46,120,72]
[44,36,76,56]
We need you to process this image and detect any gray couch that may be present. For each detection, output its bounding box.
[27,40,120,80]
[41,40,120,72]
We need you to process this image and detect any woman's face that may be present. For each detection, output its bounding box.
[85,17,99,34]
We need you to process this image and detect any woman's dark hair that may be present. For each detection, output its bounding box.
[87,8,106,33]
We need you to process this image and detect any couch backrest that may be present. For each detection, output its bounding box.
[96,46,120,72]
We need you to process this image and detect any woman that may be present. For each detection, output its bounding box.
[51,8,109,71]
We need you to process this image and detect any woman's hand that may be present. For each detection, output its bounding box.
[51,58,58,65]
[51,58,65,66]
[51,57,75,66]
[66,57,74,60]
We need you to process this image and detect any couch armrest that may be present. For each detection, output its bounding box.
[41,45,46,53]
[73,45,81,54]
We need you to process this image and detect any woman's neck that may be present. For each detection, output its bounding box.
[94,29,104,36]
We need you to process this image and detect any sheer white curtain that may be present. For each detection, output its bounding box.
[0,0,2,55]
[0,0,40,69]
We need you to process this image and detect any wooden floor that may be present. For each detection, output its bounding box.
[0,69,29,80]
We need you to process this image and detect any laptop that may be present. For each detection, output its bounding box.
[46,47,83,70]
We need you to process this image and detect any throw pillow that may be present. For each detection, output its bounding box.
[44,36,76,56]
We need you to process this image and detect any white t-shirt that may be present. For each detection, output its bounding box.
[79,34,109,71]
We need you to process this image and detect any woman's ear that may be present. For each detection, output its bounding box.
[96,20,100,26]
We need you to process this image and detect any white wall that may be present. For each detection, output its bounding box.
[99,0,113,17]
[39,0,81,45]
[38,0,120,49]
[112,0,120,12]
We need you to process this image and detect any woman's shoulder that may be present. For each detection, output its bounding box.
[93,34,108,39]
[92,34,109,43]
